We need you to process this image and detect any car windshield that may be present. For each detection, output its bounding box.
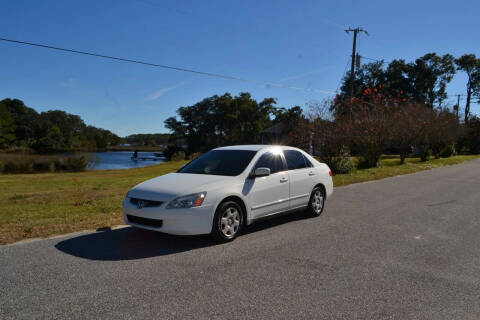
[178,150,257,176]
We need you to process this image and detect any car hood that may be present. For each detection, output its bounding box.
[127,172,236,201]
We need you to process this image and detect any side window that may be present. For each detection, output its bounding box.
[284,150,307,170]
[254,152,285,174]
[303,154,313,167]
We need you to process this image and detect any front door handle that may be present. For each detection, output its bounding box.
[280,177,289,183]
[308,171,315,176]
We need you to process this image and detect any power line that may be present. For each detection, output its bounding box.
[0,37,335,95]
[336,59,350,93]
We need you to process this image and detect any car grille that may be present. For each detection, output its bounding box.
[127,215,163,228]
[129,198,163,207]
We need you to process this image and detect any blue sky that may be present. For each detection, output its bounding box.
[1,0,479,136]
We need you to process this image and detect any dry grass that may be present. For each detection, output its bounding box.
[0,160,187,244]
[0,155,478,245]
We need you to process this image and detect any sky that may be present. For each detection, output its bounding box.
[1,0,479,136]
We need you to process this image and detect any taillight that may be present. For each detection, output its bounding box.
[329,171,333,176]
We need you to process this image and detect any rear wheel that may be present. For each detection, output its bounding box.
[211,201,244,243]
[307,186,325,217]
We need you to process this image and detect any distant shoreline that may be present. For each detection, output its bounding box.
[1,145,166,154]
[106,146,165,152]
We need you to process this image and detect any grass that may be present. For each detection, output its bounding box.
[0,155,478,245]
[0,153,89,173]
[332,155,480,186]
[0,160,187,245]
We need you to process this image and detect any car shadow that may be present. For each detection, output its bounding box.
[55,211,312,261]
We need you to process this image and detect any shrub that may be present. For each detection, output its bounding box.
[0,153,88,173]
[331,145,353,174]
[3,162,17,173]
[63,155,89,172]
[0,161,4,173]
[171,151,186,161]
[163,145,183,159]
[440,144,456,158]
[459,146,470,155]
[3,161,34,173]
[457,116,480,154]
[33,160,56,173]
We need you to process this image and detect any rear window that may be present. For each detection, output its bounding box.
[178,150,257,176]
[303,154,313,167]
[284,150,307,170]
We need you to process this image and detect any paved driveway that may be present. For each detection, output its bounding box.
[1,159,480,319]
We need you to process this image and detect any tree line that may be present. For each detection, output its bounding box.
[124,133,170,147]
[334,53,480,122]
[164,53,480,171]
[0,98,122,152]
[164,92,303,155]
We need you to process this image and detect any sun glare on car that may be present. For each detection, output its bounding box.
[271,147,282,155]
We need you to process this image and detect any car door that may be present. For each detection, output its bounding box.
[283,149,316,209]
[247,151,290,219]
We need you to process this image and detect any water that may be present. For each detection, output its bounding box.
[86,151,165,171]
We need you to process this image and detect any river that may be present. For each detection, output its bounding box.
[86,151,165,170]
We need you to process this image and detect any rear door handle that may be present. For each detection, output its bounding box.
[280,177,289,183]
[308,171,315,176]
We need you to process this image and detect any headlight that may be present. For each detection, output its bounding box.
[166,192,207,209]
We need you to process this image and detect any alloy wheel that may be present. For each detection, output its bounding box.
[219,206,240,238]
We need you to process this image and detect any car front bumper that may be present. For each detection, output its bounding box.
[122,198,214,235]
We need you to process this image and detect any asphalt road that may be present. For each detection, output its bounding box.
[1,159,480,319]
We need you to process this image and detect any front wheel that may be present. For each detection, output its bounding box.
[211,201,244,243]
[307,187,325,217]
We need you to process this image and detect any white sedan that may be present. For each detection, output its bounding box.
[123,145,333,242]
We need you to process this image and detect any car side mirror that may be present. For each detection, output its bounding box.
[253,167,270,178]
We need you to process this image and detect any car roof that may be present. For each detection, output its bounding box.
[213,145,301,152]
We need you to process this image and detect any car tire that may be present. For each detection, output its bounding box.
[211,200,244,243]
[307,186,325,217]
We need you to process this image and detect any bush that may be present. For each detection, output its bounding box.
[33,160,56,173]
[171,151,186,161]
[163,145,183,159]
[459,146,470,155]
[457,117,480,154]
[56,155,88,172]
[3,161,33,173]
[0,153,88,174]
[358,151,381,168]
[440,144,456,158]
[330,145,353,174]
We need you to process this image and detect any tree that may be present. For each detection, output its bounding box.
[409,53,456,107]
[0,102,16,148]
[428,108,461,158]
[307,101,353,172]
[273,106,309,148]
[2,98,41,147]
[37,126,65,152]
[333,53,456,118]
[164,93,276,153]
[334,61,386,117]
[389,103,420,164]
[0,98,121,152]
[455,54,480,122]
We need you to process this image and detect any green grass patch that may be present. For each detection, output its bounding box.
[332,155,480,187]
[0,155,478,245]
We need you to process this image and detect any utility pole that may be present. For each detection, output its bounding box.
[455,94,461,118]
[345,27,368,101]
